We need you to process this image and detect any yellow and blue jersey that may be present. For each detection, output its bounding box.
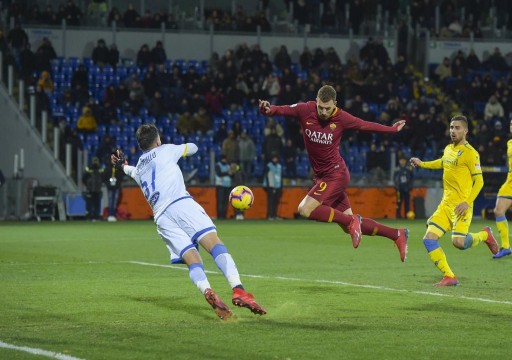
[421,142,482,206]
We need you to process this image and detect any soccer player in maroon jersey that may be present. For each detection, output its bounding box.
[259,85,408,261]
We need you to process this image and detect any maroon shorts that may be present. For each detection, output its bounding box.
[307,169,351,212]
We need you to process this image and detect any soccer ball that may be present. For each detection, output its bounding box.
[229,185,254,211]
[406,211,415,220]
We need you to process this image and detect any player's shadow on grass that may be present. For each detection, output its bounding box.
[405,302,505,318]
[259,319,364,331]
[128,295,218,320]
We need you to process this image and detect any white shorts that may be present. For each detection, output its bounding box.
[155,197,216,263]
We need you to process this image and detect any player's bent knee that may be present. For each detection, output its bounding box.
[452,237,465,250]
[298,205,311,218]
[182,247,202,265]
[494,208,505,217]
[198,232,223,252]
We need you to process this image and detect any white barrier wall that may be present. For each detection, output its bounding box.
[0,85,77,192]
[428,39,512,64]
[26,27,397,63]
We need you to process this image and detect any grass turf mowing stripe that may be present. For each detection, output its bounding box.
[0,340,84,360]
[127,260,512,306]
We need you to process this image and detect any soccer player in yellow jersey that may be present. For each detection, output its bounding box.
[492,119,512,259]
[410,115,499,286]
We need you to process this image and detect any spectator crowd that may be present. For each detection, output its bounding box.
[1,2,512,187]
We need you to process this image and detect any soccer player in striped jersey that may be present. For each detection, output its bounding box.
[492,119,512,259]
[410,115,499,286]
[259,85,408,262]
[112,123,266,319]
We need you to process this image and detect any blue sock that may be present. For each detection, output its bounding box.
[423,239,440,252]
[463,234,474,249]
[188,263,210,294]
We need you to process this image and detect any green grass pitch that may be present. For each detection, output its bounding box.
[1,219,511,359]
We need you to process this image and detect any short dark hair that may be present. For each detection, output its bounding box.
[317,85,337,103]
[136,123,159,151]
[450,114,468,128]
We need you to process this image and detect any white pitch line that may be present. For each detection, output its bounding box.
[127,261,512,306]
[0,341,84,360]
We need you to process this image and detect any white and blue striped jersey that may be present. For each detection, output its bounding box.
[123,143,198,220]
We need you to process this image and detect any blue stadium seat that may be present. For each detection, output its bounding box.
[474,102,486,114]
[297,164,309,178]
[82,58,93,67]
[231,109,244,121]
[86,134,100,146]
[198,163,209,179]
[253,162,263,177]
[50,58,62,68]
[67,57,81,68]
[116,135,129,148]
[428,63,438,77]
[368,103,380,115]
[115,66,127,78]
[174,135,186,144]
[145,115,156,124]
[298,70,308,80]
[109,125,122,138]
[131,116,142,127]
[96,125,108,137]
[90,65,101,78]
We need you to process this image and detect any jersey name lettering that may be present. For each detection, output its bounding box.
[137,152,157,171]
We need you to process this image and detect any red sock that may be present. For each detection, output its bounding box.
[309,205,353,226]
[361,217,399,240]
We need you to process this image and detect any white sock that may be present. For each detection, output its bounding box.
[214,253,242,288]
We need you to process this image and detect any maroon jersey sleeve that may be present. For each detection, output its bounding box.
[341,111,398,133]
[264,102,305,118]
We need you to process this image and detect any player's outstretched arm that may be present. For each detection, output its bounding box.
[354,117,406,134]
[411,157,443,169]
[258,99,300,117]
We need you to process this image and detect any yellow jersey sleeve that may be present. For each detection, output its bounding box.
[464,145,482,176]
[464,145,483,203]
[420,158,443,170]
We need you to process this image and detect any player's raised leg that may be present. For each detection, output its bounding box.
[299,195,362,248]
[451,227,499,255]
[358,217,408,262]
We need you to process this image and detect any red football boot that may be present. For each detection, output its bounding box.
[204,288,233,320]
[348,214,362,248]
[232,288,267,315]
[433,276,459,287]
